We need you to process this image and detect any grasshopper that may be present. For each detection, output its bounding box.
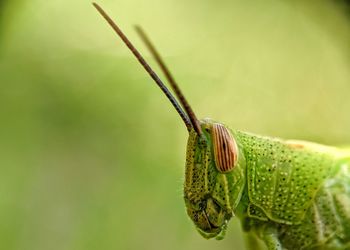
[93,3,350,249]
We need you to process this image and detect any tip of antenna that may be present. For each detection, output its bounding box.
[92,2,101,10]
[92,2,99,10]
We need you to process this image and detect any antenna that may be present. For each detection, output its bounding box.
[92,2,192,131]
[135,26,203,136]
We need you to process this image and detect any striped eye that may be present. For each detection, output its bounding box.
[212,124,238,173]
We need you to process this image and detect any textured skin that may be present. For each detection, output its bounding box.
[184,119,350,249]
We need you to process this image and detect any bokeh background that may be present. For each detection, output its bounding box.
[1,0,350,249]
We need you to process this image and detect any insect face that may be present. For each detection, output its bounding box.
[93,4,244,241]
[184,119,242,239]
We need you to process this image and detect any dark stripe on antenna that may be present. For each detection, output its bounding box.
[134,26,203,136]
[92,2,192,131]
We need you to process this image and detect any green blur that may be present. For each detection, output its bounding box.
[0,0,349,250]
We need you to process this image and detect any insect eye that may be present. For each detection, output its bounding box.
[212,124,238,173]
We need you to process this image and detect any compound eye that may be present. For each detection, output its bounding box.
[212,124,238,173]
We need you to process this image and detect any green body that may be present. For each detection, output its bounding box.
[92,4,350,248]
[184,119,350,250]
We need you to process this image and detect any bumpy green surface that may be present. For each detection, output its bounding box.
[234,131,336,224]
[234,130,350,249]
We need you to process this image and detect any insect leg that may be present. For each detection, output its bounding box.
[260,226,282,250]
[244,232,265,250]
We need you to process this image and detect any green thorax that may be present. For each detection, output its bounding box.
[233,130,340,224]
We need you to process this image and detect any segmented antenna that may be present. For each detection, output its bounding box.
[92,2,192,131]
[135,26,203,136]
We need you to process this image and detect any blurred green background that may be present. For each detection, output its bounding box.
[0,0,350,249]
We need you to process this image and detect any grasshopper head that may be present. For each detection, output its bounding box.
[91,9,243,239]
[184,119,243,240]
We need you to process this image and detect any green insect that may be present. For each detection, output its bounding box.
[93,3,350,249]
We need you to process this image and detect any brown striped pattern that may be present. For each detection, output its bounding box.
[212,124,237,173]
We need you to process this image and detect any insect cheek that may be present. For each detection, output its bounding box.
[212,124,238,173]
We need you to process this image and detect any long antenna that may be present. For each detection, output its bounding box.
[135,26,203,136]
[92,2,192,131]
